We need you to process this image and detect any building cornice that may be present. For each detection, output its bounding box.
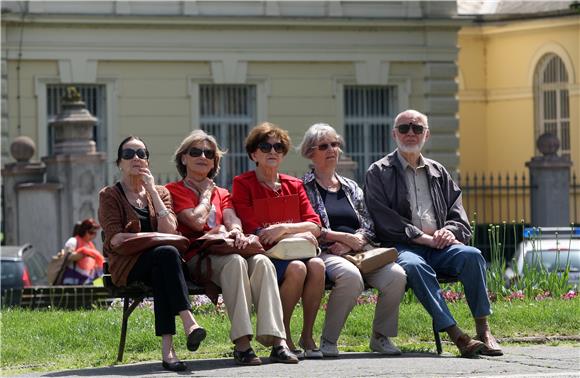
[1,13,470,30]
[459,15,579,36]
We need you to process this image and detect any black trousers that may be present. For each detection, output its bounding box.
[127,245,192,336]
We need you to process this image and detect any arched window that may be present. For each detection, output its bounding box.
[534,54,570,155]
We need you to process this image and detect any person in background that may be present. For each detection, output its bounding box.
[61,218,105,285]
[300,123,407,357]
[166,130,297,365]
[364,109,502,358]
[98,136,206,372]
[232,122,325,359]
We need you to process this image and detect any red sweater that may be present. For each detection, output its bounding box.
[166,180,232,260]
[231,171,321,234]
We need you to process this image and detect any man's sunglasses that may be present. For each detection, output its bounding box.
[121,148,149,160]
[257,142,285,154]
[396,123,426,135]
[314,142,341,151]
[188,147,216,159]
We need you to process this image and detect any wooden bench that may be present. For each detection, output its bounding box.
[103,259,458,362]
[102,262,208,362]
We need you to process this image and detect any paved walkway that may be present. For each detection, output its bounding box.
[19,345,580,377]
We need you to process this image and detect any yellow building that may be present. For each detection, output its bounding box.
[457,3,579,223]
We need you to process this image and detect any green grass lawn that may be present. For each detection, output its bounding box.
[1,297,579,375]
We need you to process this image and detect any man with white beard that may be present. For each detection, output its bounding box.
[364,109,502,358]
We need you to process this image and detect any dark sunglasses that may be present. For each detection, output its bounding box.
[396,123,426,135]
[188,147,216,160]
[315,142,341,151]
[121,148,149,160]
[257,142,285,154]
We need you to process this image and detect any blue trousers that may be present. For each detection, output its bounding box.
[395,243,491,332]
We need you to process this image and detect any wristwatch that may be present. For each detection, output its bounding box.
[156,208,170,218]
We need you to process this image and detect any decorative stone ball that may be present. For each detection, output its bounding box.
[536,132,560,156]
[10,136,36,162]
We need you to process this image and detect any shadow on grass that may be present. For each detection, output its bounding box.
[41,352,455,377]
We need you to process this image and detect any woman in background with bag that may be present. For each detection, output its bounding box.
[61,218,104,285]
[232,122,325,359]
[98,136,206,372]
[166,130,297,365]
[299,123,407,357]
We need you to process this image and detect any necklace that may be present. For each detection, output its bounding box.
[121,182,146,208]
[314,174,340,193]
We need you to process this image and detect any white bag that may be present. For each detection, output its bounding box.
[266,237,319,260]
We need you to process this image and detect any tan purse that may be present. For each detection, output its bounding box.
[266,237,320,260]
[343,247,398,274]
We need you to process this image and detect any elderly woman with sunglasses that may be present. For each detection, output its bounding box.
[299,123,407,357]
[166,129,297,365]
[232,122,325,359]
[98,136,206,372]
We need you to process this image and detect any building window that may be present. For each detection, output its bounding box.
[534,54,570,155]
[47,84,107,155]
[344,85,397,183]
[200,85,256,188]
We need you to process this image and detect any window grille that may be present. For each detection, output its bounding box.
[344,86,397,183]
[47,84,107,155]
[199,85,256,188]
[535,54,570,155]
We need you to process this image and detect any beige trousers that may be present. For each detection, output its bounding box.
[187,253,286,346]
[320,252,407,343]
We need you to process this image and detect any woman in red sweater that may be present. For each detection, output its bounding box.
[232,122,325,359]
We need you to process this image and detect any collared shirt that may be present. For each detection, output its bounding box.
[397,152,438,235]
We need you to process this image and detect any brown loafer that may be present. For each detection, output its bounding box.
[475,334,503,356]
[455,334,485,358]
[270,345,299,364]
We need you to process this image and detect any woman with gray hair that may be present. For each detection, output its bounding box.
[299,123,407,357]
[166,130,294,366]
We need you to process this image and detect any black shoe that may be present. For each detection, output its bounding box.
[269,345,299,364]
[162,360,187,372]
[233,347,262,365]
[187,327,207,352]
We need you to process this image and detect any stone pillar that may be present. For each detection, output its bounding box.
[1,137,46,245]
[526,133,572,227]
[42,87,106,248]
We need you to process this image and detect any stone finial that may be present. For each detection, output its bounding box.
[10,136,36,162]
[49,87,98,155]
[537,132,560,156]
[64,86,82,102]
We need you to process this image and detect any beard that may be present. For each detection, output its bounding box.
[395,136,426,154]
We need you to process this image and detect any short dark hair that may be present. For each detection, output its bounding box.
[116,136,149,166]
[245,122,291,162]
[72,218,100,237]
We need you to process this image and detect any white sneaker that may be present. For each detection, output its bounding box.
[319,337,339,357]
[369,336,402,355]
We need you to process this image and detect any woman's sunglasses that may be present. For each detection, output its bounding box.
[121,148,149,160]
[314,142,341,151]
[396,123,426,135]
[188,147,216,159]
[257,142,285,154]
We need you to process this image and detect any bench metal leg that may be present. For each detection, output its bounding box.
[433,320,443,354]
[117,296,144,362]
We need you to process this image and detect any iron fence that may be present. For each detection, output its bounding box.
[459,171,580,225]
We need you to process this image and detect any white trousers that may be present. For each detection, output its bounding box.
[320,252,407,343]
[188,253,286,346]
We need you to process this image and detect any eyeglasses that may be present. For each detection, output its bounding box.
[257,142,285,154]
[396,123,426,135]
[121,148,149,160]
[314,142,341,151]
[188,147,216,159]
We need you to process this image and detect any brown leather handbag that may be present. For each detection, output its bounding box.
[343,247,398,274]
[192,232,265,257]
[112,233,190,255]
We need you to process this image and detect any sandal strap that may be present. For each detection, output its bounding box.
[234,347,260,363]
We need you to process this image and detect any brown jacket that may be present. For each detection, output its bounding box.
[98,184,175,286]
